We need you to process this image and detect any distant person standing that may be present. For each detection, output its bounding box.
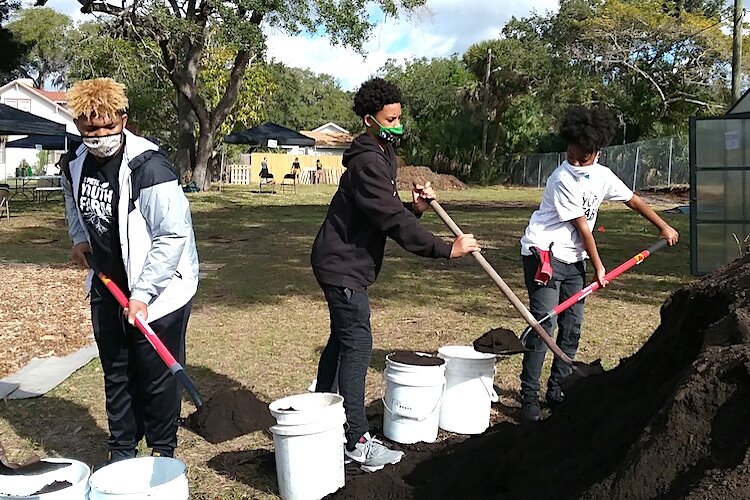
[292,157,301,181]
[315,158,323,184]
[260,156,273,182]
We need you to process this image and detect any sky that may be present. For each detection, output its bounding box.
[41,0,560,91]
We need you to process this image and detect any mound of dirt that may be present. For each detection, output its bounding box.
[397,166,467,191]
[333,254,750,499]
[183,388,275,444]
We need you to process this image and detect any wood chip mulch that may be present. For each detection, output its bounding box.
[0,264,92,379]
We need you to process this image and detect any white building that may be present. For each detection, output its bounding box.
[0,79,76,179]
[301,122,354,156]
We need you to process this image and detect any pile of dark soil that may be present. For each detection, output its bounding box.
[397,166,467,191]
[32,480,73,494]
[183,388,275,444]
[333,254,750,499]
[388,351,445,367]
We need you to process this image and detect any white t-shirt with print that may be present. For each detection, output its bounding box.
[520,161,634,263]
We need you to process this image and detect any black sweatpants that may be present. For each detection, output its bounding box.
[90,279,192,457]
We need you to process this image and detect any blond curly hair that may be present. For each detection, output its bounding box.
[67,78,129,120]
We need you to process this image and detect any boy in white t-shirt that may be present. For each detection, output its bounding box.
[518,106,679,422]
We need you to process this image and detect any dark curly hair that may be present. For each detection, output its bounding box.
[559,106,617,154]
[352,78,402,118]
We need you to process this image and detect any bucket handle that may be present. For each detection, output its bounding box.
[480,376,500,403]
[381,383,446,422]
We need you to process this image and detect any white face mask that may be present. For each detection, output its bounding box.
[83,133,123,158]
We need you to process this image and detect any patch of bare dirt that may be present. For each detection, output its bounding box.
[0,264,90,378]
[397,166,467,191]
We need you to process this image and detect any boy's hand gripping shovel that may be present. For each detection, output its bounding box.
[84,253,203,407]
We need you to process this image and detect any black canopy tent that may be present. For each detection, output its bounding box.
[7,132,81,150]
[0,103,67,136]
[224,122,316,147]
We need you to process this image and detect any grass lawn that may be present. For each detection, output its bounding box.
[0,184,693,498]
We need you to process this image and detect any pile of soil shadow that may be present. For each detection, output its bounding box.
[333,254,750,499]
[183,388,275,444]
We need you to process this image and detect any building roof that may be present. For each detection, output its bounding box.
[33,89,67,104]
[300,130,354,149]
[0,79,72,119]
[312,122,350,134]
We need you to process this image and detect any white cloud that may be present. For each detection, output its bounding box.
[266,0,560,90]
[41,0,559,90]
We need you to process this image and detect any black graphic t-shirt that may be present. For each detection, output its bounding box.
[79,150,129,291]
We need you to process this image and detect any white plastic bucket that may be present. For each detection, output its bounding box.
[88,457,188,499]
[382,352,446,444]
[0,458,90,499]
[438,345,498,435]
[269,392,346,500]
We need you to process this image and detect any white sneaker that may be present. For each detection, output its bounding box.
[344,433,404,472]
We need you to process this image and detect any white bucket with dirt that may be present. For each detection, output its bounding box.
[438,345,498,435]
[88,457,188,499]
[269,392,346,500]
[382,352,446,444]
[0,458,90,499]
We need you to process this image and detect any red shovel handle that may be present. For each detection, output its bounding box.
[84,253,203,407]
[549,239,667,318]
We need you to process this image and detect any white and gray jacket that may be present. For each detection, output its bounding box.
[62,130,199,322]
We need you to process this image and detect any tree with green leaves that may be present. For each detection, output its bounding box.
[264,62,360,133]
[70,21,278,179]
[6,7,74,88]
[84,0,426,190]
[379,56,480,174]
[456,0,732,181]
[570,0,730,138]
[70,22,176,148]
[0,0,23,79]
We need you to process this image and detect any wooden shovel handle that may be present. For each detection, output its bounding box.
[430,200,574,365]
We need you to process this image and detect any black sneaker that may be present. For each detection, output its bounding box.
[545,388,565,406]
[520,400,541,422]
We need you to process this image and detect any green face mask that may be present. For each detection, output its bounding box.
[367,115,404,144]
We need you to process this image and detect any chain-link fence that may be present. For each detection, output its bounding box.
[514,135,689,190]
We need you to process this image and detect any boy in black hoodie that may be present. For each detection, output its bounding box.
[311,78,479,472]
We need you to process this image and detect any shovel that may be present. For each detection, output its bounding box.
[518,239,668,345]
[0,443,69,476]
[429,200,603,380]
[84,253,204,408]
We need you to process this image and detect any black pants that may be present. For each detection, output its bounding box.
[315,284,372,450]
[91,279,192,457]
[520,255,586,403]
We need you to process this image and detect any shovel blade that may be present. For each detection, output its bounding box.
[560,359,605,389]
[473,328,529,356]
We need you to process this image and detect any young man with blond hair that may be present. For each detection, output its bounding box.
[62,78,199,463]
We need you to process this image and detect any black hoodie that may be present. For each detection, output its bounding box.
[311,134,452,290]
